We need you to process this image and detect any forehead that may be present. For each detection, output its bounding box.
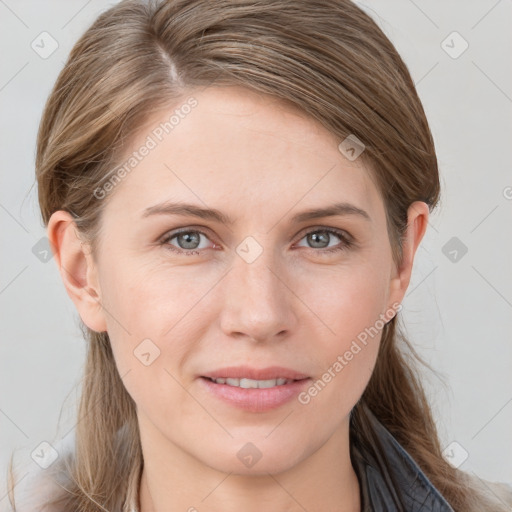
[101,85,385,226]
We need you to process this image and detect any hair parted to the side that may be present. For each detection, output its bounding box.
[5,1,506,511]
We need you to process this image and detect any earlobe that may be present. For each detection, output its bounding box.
[47,211,108,333]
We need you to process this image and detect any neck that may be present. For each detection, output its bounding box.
[137,417,361,512]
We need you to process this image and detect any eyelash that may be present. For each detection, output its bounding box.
[159,227,353,256]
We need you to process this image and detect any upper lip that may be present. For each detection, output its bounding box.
[201,366,310,381]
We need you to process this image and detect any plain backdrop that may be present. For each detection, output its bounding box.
[1,0,511,503]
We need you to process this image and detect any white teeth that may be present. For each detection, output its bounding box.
[210,377,294,388]
[240,378,259,388]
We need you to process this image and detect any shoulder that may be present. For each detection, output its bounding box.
[1,434,75,512]
[0,471,67,512]
[352,407,512,512]
[460,470,512,510]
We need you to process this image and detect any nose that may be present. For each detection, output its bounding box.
[218,245,298,343]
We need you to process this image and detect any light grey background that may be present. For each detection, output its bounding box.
[1,0,511,502]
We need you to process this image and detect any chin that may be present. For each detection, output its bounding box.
[198,437,310,477]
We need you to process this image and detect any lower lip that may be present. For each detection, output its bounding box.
[199,377,311,413]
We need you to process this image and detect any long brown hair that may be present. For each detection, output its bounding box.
[6,0,504,510]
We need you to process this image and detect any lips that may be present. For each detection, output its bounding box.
[198,366,311,412]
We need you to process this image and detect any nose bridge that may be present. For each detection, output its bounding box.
[219,236,295,341]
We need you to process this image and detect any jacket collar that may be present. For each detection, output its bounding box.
[350,409,455,511]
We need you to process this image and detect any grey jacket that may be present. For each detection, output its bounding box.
[350,409,512,511]
[350,411,454,511]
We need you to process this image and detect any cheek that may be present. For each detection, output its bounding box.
[97,261,215,384]
[294,269,388,428]
[301,261,391,345]
[296,262,390,396]
[97,264,199,420]
[99,259,202,336]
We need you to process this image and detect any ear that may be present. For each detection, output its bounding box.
[47,210,108,333]
[388,201,430,308]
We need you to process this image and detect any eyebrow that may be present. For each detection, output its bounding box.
[142,201,371,224]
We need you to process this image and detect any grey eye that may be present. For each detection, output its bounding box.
[174,231,202,250]
[306,231,331,248]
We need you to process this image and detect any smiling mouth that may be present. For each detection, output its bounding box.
[203,377,304,388]
[200,373,311,412]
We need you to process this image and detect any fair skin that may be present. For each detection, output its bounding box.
[48,85,428,512]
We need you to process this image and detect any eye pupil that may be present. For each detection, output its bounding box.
[308,231,329,248]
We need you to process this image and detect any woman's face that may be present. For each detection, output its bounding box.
[64,85,422,475]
